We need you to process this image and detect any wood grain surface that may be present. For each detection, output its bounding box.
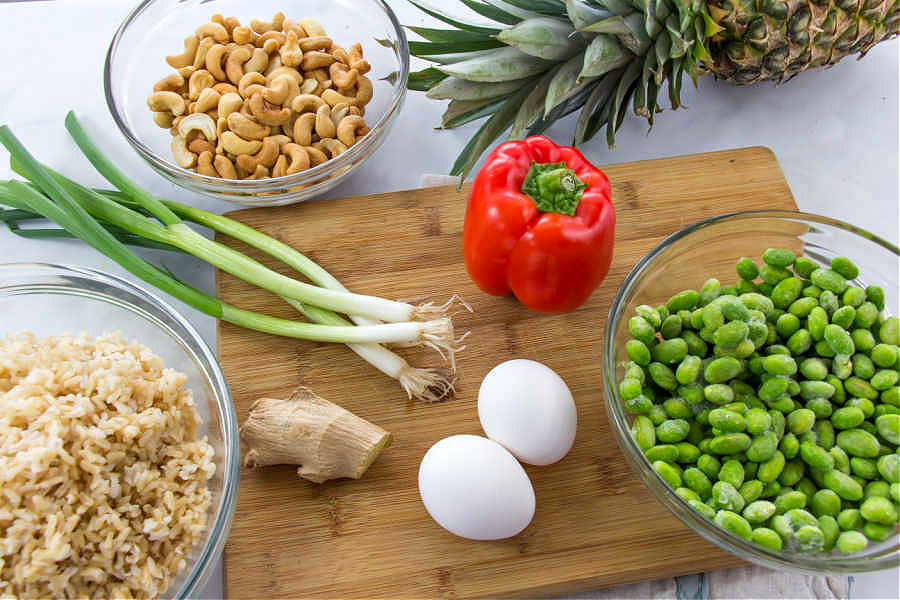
[216,146,797,599]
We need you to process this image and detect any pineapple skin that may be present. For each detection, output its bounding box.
[707,0,900,84]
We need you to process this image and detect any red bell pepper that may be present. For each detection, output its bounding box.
[462,136,615,313]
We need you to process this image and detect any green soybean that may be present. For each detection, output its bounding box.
[711,481,746,512]
[819,515,841,551]
[811,268,848,294]
[631,416,656,451]
[824,324,855,356]
[837,508,864,531]
[709,433,752,455]
[736,257,760,281]
[705,357,743,384]
[653,338,689,365]
[653,460,683,488]
[863,521,896,542]
[719,460,746,489]
[645,444,679,463]
[831,305,857,330]
[877,454,899,483]
[763,354,797,376]
[824,469,864,501]
[875,414,900,445]
[661,314,683,339]
[751,526,783,550]
[667,289,701,313]
[836,530,868,554]
[715,510,753,539]
[800,441,835,471]
[648,362,678,391]
[836,428,881,458]
[830,256,859,281]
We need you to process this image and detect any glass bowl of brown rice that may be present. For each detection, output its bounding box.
[0,262,238,599]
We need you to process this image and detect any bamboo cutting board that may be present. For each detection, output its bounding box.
[216,146,797,599]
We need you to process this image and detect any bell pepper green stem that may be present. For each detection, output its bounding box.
[520,160,586,216]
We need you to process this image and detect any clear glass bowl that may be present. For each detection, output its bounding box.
[104,0,408,206]
[0,263,239,598]
[602,211,899,573]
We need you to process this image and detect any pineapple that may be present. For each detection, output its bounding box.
[406,0,899,177]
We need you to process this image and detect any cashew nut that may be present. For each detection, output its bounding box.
[214,155,238,179]
[330,45,350,65]
[301,51,335,71]
[300,79,318,95]
[337,115,369,147]
[321,88,356,107]
[192,36,216,69]
[266,66,302,86]
[262,38,281,55]
[348,43,370,75]
[178,112,217,142]
[197,151,217,176]
[216,117,228,137]
[291,93,326,114]
[213,82,238,95]
[147,91,186,115]
[279,17,301,37]
[301,36,332,52]
[349,105,363,117]
[316,138,347,159]
[152,111,175,128]
[296,18,326,37]
[304,145,328,167]
[188,69,215,100]
[226,112,270,140]
[329,62,358,90]
[237,136,280,172]
[280,31,303,68]
[217,92,243,119]
[223,16,241,34]
[292,112,316,146]
[195,22,229,43]
[225,46,252,85]
[268,134,292,147]
[258,31,286,48]
[314,104,336,139]
[272,154,288,178]
[248,93,292,126]
[282,143,311,174]
[167,34,200,69]
[188,138,216,155]
[238,72,267,99]
[328,102,349,126]
[205,44,228,80]
[178,65,196,79]
[232,26,254,46]
[355,75,373,106]
[221,131,263,155]
[195,87,221,113]
[153,72,185,93]
[263,74,297,105]
[171,136,197,168]
[250,12,285,34]
[245,48,269,74]
[247,165,270,180]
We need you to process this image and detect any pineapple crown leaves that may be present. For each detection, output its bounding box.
[406,0,719,178]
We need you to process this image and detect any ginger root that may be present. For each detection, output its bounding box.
[240,386,392,483]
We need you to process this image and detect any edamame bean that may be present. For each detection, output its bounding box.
[824,324,855,356]
[833,354,853,380]
[776,313,801,339]
[708,408,746,433]
[788,297,818,318]
[763,354,797,376]
[702,303,725,330]
[709,433,752,455]
[645,444,679,463]
[793,257,818,278]
[865,285,885,311]
[699,279,721,306]
[852,354,876,380]
[863,521,896,542]
[877,454,899,483]
[794,524,826,553]
[661,314,683,339]
[676,442,702,464]
[830,256,859,281]
[832,305,857,330]
[800,441,835,471]
[819,515,840,551]
[746,431,779,462]
[743,500,776,524]
[758,450,786,482]
[859,496,898,524]
[714,321,750,348]
[715,510,753,539]
[872,344,900,368]
[810,489,842,518]
[850,457,878,480]
[711,481,746,512]
[653,338,689,365]
[704,384,735,405]
[736,257,760,281]
[872,370,900,392]
[682,330,708,356]
[771,277,804,310]
[800,380,835,401]
[787,409,816,434]
[745,408,772,435]
[819,291,839,317]
[631,416,656,451]
[786,329,812,355]
[697,454,721,480]
[842,286,867,308]
[780,433,800,459]
[762,248,795,268]
[667,289,701,313]
[854,302,879,329]
[836,428,881,458]
[629,316,656,344]
[815,420,836,450]
[836,530,868,554]
[739,479,764,504]
[719,460,745,489]
[837,508,864,531]
[811,268,848,295]
[774,490,808,515]
[879,316,900,345]
[751,526,783,550]
[625,339,652,365]
[704,356,743,384]
[779,459,805,486]
[740,293,775,317]
[875,414,900,445]
[824,469,864,501]
[851,328,876,352]
[688,499,717,520]
[648,362,678,391]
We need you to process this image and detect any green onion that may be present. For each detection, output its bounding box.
[0,122,465,357]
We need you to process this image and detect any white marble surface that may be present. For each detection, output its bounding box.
[0,1,897,598]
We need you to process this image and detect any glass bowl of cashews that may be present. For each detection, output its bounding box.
[105,0,408,206]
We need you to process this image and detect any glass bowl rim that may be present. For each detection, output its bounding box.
[103,0,410,189]
[0,261,240,597]
[602,209,900,574]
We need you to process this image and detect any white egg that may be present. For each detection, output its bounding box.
[418,435,535,540]
[477,359,577,466]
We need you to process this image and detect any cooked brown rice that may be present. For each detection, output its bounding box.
[0,331,215,599]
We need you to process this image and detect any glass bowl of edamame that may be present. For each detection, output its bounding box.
[603,210,899,573]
